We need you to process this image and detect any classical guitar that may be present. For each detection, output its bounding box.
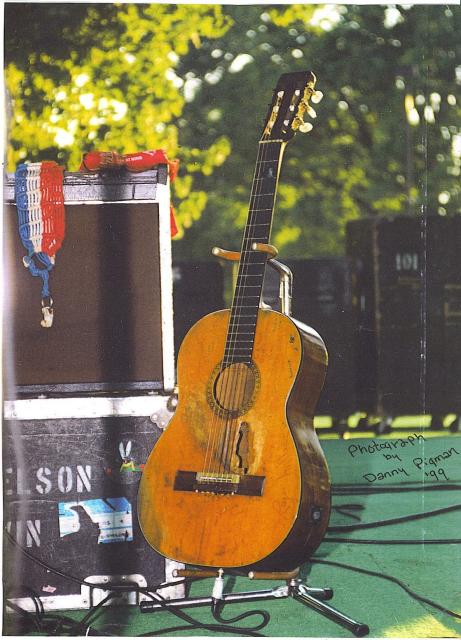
[139,71,331,571]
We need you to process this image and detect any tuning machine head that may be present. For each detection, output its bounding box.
[304,103,317,119]
[311,90,324,104]
[299,122,313,133]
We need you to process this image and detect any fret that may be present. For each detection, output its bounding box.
[229,313,258,318]
[226,342,254,347]
[247,215,272,226]
[235,285,261,290]
[227,325,257,330]
[248,205,274,214]
[226,325,253,336]
[238,262,266,268]
[240,273,263,278]
[250,176,275,185]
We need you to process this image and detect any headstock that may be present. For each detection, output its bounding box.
[261,71,323,142]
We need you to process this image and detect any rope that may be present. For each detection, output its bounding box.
[14,161,65,328]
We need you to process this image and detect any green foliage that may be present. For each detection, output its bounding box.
[5,4,461,258]
[175,4,460,258]
[5,3,232,232]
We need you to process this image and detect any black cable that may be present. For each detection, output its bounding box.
[20,586,45,627]
[323,537,461,545]
[212,600,270,630]
[6,506,460,635]
[4,599,42,633]
[139,588,268,637]
[331,504,364,521]
[6,526,270,637]
[139,622,265,636]
[4,599,82,636]
[4,528,190,594]
[328,502,461,532]
[75,592,119,635]
[332,483,461,495]
[310,558,461,620]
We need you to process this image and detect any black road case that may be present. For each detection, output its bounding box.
[346,215,461,419]
[3,169,182,618]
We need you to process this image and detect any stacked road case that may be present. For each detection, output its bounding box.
[3,168,183,615]
[346,215,461,426]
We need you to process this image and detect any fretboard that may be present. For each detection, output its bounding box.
[224,140,285,364]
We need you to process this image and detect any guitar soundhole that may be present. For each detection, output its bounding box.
[207,361,260,417]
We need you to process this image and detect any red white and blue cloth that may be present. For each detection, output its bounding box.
[14,161,65,327]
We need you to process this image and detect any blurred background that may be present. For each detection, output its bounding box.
[5,3,460,257]
[4,3,461,435]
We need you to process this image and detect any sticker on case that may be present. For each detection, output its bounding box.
[58,497,133,544]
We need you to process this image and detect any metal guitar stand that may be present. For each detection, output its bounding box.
[267,256,294,315]
[140,567,369,637]
[140,259,368,635]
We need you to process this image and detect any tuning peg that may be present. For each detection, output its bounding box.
[299,122,313,133]
[305,105,317,118]
[311,90,324,104]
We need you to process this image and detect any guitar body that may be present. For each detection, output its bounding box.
[138,308,331,570]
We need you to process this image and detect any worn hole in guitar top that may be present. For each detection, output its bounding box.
[210,362,259,417]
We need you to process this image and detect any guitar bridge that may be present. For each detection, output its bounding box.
[174,470,265,496]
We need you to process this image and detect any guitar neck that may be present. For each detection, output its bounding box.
[224,139,286,365]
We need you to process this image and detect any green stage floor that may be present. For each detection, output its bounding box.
[4,433,461,637]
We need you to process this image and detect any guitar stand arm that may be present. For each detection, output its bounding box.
[267,258,293,316]
[140,568,369,637]
[212,243,278,261]
[212,244,293,316]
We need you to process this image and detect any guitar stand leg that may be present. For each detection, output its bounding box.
[289,580,369,637]
[140,572,369,637]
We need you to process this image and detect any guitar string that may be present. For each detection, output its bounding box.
[220,134,287,476]
[216,139,270,477]
[221,135,282,474]
[204,85,295,480]
[210,136,269,479]
[218,133,279,476]
[201,135,269,479]
[205,136,269,479]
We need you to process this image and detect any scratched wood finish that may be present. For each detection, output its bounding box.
[138,309,330,570]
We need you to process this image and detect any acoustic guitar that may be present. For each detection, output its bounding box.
[139,71,331,571]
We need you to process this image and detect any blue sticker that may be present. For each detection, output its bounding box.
[58,497,133,543]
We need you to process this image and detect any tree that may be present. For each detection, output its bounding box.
[174,4,461,259]
[5,3,232,233]
[5,4,460,260]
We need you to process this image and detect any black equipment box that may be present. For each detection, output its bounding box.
[262,258,356,420]
[3,168,175,396]
[3,169,182,620]
[172,261,225,359]
[346,215,461,417]
[3,407,183,618]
